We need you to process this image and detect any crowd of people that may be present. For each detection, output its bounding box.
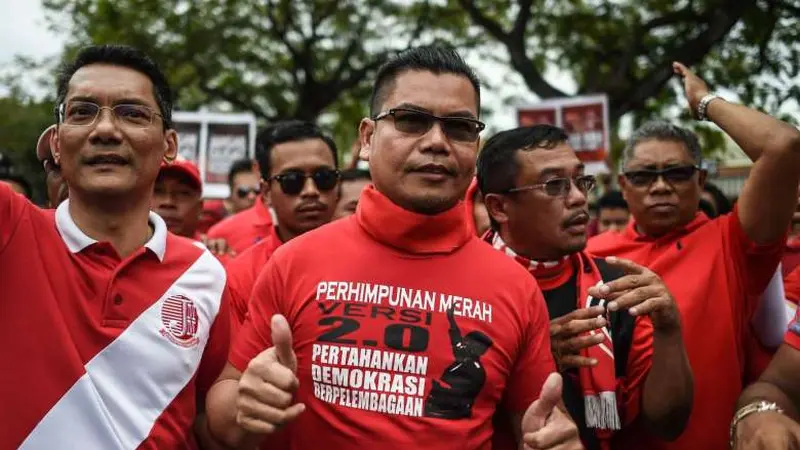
[3,42,800,450]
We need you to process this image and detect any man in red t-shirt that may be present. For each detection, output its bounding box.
[206,46,581,450]
[477,124,692,449]
[0,44,230,449]
[732,310,800,448]
[226,121,340,327]
[587,63,800,450]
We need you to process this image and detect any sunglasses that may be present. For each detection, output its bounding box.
[623,165,699,187]
[372,108,485,143]
[269,168,340,195]
[506,175,596,197]
[236,186,261,198]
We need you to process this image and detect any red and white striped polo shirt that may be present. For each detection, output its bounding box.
[0,182,231,449]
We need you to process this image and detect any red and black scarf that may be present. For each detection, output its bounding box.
[485,231,622,441]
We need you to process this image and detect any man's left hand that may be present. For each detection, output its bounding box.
[200,235,236,258]
[521,373,582,449]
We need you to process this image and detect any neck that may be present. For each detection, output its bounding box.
[68,192,153,258]
[276,225,298,244]
[497,228,567,261]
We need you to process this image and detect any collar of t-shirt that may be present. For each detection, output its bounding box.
[55,199,168,261]
[623,210,710,243]
[356,184,472,255]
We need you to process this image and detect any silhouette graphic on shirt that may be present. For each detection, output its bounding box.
[424,307,493,419]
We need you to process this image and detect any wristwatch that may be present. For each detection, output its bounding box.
[729,400,784,448]
[696,93,722,121]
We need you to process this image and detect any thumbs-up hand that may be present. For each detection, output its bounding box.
[521,373,582,449]
[236,315,305,435]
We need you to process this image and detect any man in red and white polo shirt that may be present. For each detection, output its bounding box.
[0,44,230,449]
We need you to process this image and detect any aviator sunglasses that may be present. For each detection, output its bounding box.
[623,165,700,187]
[372,108,485,143]
[269,168,340,195]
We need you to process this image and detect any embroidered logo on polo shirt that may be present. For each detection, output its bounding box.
[160,294,200,348]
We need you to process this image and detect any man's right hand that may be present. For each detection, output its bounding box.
[549,306,607,370]
[734,411,800,450]
[236,314,305,434]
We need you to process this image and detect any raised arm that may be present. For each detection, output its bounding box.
[674,62,800,244]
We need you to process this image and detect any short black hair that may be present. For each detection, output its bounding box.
[597,190,627,212]
[340,168,371,182]
[477,124,570,196]
[369,46,481,116]
[227,158,256,187]
[477,125,570,231]
[255,120,338,180]
[56,44,173,129]
[703,181,732,216]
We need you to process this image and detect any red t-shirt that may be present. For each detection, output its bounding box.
[231,185,556,450]
[207,196,276,254]
[226,231,283,327]
[784,308,800,349]
[0,183,231,449]
[785,265,800,304]
[587,207,784,450]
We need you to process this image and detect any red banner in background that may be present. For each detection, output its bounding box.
[517,95,610,174]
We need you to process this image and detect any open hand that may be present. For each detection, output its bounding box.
[550,306,607,371]
[588,256,681,332]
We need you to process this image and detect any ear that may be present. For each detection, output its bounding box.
[358,118,375,162]
[697,168,708,187]
[163,129,178,163]
[617,174,630,202]
[483,193,510,228]
[50,127,61,165]
[261,178,272,206]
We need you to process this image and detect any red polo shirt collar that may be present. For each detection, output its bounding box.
[54,199,168,262]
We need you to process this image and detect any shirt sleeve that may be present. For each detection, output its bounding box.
[725,205,786,318]
[503,286,557,413]
[225,261,252,330]
[196,285,233,402]
[229,256,284,372]
[619,315,654,426]
[0,182,28,255]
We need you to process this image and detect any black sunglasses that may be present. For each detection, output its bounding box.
[236,186,261,198]
[623,165,699,187]
[372,108,485,143]
[506,175,596,197]
[269,168,340,195]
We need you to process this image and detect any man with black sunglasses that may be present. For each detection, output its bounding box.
[207,46,580,450]
[225,120,340,328]
[477,124,692,450]
[588,62,800,450]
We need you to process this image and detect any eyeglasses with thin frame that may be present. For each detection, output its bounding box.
[56,101,163,128]
[269,168,340,196]
[506,175,597,197]
[372,108,485,143]
[622,165,699,187]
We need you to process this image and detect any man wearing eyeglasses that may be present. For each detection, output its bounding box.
[476,124,692,450]
[225,120,340,328]
[0,45,231,449]
[206,46,580,450]
[588,63,800,450]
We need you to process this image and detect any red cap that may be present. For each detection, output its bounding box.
[160,157,202,191]
[36,125,56,162]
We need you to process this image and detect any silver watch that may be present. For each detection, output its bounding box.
[696,93,722,121]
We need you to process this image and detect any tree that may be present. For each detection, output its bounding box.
[41,0,470,154]
[452,0,800,159]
